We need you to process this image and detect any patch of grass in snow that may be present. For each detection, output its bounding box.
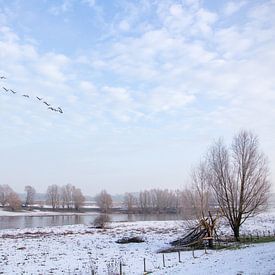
[240,236,275,244]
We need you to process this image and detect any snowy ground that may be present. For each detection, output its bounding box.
[0,211,275,274]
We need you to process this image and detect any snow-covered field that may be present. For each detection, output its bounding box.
[0,211,275,274]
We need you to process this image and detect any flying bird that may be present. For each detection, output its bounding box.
[48,107,59,112]
[2,87,9,92]
[10,89,16,94]
[36,96,42,100]
[0,76,6,79]
[22,94,30,98]
[58,107,63,114]
[43,101,50,106]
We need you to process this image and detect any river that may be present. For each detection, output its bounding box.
[0,213,184,230]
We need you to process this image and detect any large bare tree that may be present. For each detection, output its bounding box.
[208,130,270,240]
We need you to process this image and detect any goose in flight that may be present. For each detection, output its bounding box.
[58,107,63,114]
[0,76,6,79]
[10,89,16,94]
[43,101,50,106]
[48,107,59,112]
[36,96,42,100]
[2,87,9,92]
[22,94,30,98]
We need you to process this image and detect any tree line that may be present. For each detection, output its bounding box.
[0,130,271,243]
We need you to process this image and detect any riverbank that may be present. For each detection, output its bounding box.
[0,212,275,274]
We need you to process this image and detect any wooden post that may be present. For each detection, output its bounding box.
[162,254,165,267]
[120,261,122,275]
[178,251,181,263]
[257,232,259,239]
[192,247,195,258]
[143,258,146,273]
[250,234,252,242]
[204,242,208,254]
[92,270,95,275]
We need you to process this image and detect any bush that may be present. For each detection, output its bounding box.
[116,236,144,244]
[92,214,110,229]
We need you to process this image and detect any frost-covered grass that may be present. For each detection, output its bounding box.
[0,212,274,274]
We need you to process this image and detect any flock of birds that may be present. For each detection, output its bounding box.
[0,75,63,114]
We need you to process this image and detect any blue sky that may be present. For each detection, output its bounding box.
[0,0,275,195]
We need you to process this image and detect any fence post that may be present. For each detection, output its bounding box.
[120,261,122,275]
[192,247,195,258]
[204,242,208,254]
[162,254,165,267]
[143,258,146,273]
[178,251,181,263]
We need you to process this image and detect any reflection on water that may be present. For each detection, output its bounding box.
[0,213,183,230]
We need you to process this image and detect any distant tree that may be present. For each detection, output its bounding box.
[123,193,137,213]
[60,184,73,209]
[46,184,60,210]
[138,190,151,213]
[0,184,13,206]
[24,185,36,207]
[208,130,271,241]
[95,190,113,213]
[7,191,21,211]
[72,187,85,211]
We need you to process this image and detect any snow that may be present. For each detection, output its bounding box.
[0,211,275,274]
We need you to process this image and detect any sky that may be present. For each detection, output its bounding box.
[0,0,275,196]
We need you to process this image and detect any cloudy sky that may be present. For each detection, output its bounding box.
[0,0,275,195]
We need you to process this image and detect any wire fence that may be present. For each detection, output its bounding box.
[64,229,275,275]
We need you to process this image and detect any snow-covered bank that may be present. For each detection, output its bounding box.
[0,212,275,274]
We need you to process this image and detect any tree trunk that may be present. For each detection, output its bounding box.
[208,238,213,248]
[233,226,240,241]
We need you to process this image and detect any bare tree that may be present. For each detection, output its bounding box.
[72,187,85,211]
[24,185,36,207]
[0,185,13,206]
[138,190,151,213]
[123,193,137,213]
[7,191,21,211]
[208,130,271,240]
[95,190,113,213]
[46,184,60,210]
[60,184,73,209]
[188,162,219,247]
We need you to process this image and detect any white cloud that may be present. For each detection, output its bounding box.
[118,20,130,32]
[82,0,96,8]
[49,0,73,15]
[224,1,247,16]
